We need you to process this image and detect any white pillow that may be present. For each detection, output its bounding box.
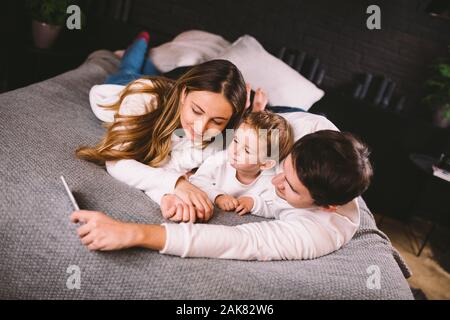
[216,35,324,110]
[149,30,231,73]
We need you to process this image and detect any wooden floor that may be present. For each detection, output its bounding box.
[374,214,450,300]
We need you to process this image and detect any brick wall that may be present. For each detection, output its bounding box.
[129,0,450,108]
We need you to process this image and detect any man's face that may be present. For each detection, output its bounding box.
[271,154,315,208]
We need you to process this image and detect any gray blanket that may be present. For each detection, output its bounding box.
[0,50,413,299]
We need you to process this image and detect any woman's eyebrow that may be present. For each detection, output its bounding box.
[193,102,228,120]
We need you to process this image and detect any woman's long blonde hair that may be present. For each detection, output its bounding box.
[76,59,247,167]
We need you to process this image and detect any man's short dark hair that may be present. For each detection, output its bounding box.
[291,130,373,207]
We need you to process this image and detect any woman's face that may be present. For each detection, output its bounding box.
[179,89,234,141]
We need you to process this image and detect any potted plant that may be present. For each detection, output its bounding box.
[26,0,71,49]
[423,46,450,128]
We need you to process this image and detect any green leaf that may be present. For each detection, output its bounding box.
[27,0,73,26]
[437,63,450,78]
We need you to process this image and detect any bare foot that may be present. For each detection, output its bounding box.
[252,88,268,112]
[114,50,125,58]
[245,83,252,110]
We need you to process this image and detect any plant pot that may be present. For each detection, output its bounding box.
[31,20,62,49]
[432,106,450,128]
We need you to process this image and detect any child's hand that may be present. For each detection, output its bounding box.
[235,196,254,216]
[215,194,239,211]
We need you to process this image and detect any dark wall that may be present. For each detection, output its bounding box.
[129,0,450,106]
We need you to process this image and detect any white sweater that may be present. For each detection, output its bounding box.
[161,198,360,261]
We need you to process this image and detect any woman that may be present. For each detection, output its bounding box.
[77,58,248,222]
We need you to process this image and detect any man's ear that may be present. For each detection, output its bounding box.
[322,205,338,212]
[260,159,276,171]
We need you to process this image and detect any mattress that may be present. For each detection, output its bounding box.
[0,50,413,299]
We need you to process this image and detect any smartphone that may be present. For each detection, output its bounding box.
[60,176,80,211]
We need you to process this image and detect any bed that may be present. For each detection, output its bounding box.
[0,50,413,299]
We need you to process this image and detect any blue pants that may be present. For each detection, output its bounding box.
[105,37,160,85]
[267,106,306,113]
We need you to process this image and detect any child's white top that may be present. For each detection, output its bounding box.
[89,79,221,205]
[189,150,277,215]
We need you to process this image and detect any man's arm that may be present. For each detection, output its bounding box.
[71,210,166,251]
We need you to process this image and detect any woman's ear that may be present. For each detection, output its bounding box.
[180,87,187,105]
[260,159,277,171]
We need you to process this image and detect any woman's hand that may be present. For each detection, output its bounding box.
[161,194,202,223]
[235,196,254,216]
[173,178,214,221]
[71,210,139,251]
[215,194,239,211]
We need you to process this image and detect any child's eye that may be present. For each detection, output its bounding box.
[213,120,224,125]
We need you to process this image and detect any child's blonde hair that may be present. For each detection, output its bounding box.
[240,111,294,162]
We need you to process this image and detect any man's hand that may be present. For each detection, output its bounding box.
[215,194,239,211]
[71,210,138,251]
[235,196,254,216]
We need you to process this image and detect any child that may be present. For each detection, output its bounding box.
[72,130,373,261]
[188,111,293,217]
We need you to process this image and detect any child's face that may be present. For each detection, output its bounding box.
[227,123,272,172]
[271,154,315,208]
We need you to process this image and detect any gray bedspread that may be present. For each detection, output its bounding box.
[0,50,413,300]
